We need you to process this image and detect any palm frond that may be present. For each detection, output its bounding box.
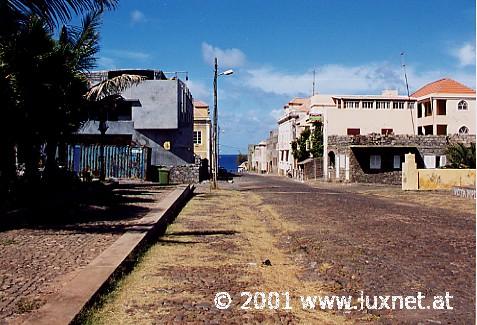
[85,74,145,101]
[445,142,476,169]
[72,10,101,71]
[7,0,117,27]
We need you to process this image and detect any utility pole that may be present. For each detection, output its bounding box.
[212,58,218,189]
[312,69,316,96]
[211,58,233,189]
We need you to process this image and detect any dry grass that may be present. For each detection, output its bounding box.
[86,188,351,324]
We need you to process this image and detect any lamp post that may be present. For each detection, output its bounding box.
[211,57,233,189]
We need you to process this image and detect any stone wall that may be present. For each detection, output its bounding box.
[169,164,199,184]
[328,134,475,152]
[327,134,476,185]
[302,158,323,180]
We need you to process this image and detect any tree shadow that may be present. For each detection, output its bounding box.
[0,181,168,232]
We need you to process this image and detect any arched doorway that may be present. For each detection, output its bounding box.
[328,151,336,168]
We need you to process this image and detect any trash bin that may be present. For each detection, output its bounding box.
[158,167,170,185]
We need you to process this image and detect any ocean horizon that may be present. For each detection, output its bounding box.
[219,154,240,173]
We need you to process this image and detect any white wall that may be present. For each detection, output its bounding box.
[416,95,475,135]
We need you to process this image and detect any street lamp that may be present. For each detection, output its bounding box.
[212,57,234,189]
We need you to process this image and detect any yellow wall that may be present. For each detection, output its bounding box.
[193,123,209,160]
[418,169,476,190]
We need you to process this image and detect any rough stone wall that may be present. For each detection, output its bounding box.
[328,134,475,154]
[302,158,323,180]
[326,134,476,185]
[169,164,199,184]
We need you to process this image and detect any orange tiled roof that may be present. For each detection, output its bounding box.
[411,78,475,97]
[193,100,209,108]
[288,97,307,105]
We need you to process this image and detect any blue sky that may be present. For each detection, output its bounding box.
[92,0,476,154]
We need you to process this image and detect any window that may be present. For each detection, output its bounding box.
[424,125,433,135]
[436,99,446,115]
[417,126,423,135]
[407,102,415,109]
[424,155,436,169]
[459,126,469,134]
[439,155,447,167]
[458,100,468,110]
[347,128,360,135]
[417,104,422,118]
[393,101,405,109]
[344,101,359,108]
[193,131,202,144]
[376,101,390,109]
[362,101,373,109]
[424,102,432,116]
[393,155,401,169]
[381,128,393,135]
[436,125,447,135]
[370,155,381,169]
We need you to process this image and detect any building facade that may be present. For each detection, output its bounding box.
[277,98,309,176]
[193,100,211,163]
[412,78,476,136]
[266,129,278,174]
[79,69,194,167]
[276,78,475,184]
[252,141,267,173]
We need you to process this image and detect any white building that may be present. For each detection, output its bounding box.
[252,141,267,173]
[277,98,309,176]
[309,90,417,175]
[412,78,476,135]
[306,78,475,181]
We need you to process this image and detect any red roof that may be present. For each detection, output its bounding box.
[412,78,475,97]
[193,100,209,108]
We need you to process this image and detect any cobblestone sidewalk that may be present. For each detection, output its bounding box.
[0,184,174,324]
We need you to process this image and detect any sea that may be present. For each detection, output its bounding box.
[219,154,239,173]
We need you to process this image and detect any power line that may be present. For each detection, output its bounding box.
[401,52,416,135]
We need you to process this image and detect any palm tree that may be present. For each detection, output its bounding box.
[42,10,103,173]
[0,10,104,182]
[84,74,144,180]
[4,0,117,27]
[445,143,476,169]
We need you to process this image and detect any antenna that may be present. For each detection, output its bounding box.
[401,52,415,135]
[312,69,316,96]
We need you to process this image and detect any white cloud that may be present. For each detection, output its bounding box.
[130,10,147,24]
[243,63,475,96]
[201,42,246,68]
[269,108,283,120]
[451,43,476,67]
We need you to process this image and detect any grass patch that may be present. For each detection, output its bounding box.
[0,238,16,246]
[15,298,41,313]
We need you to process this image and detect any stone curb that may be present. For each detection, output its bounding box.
[22,184,195,325]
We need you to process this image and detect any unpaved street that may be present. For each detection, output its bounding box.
[88,174,475,324]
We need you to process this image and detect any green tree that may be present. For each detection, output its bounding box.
[291,128,311,162]
[0,10,105,182]
[5,0,117,27]
[290,123,324,163]
[310,123,323,158]
[445,143,476,169]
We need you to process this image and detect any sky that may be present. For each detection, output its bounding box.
[88,0,475,154]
